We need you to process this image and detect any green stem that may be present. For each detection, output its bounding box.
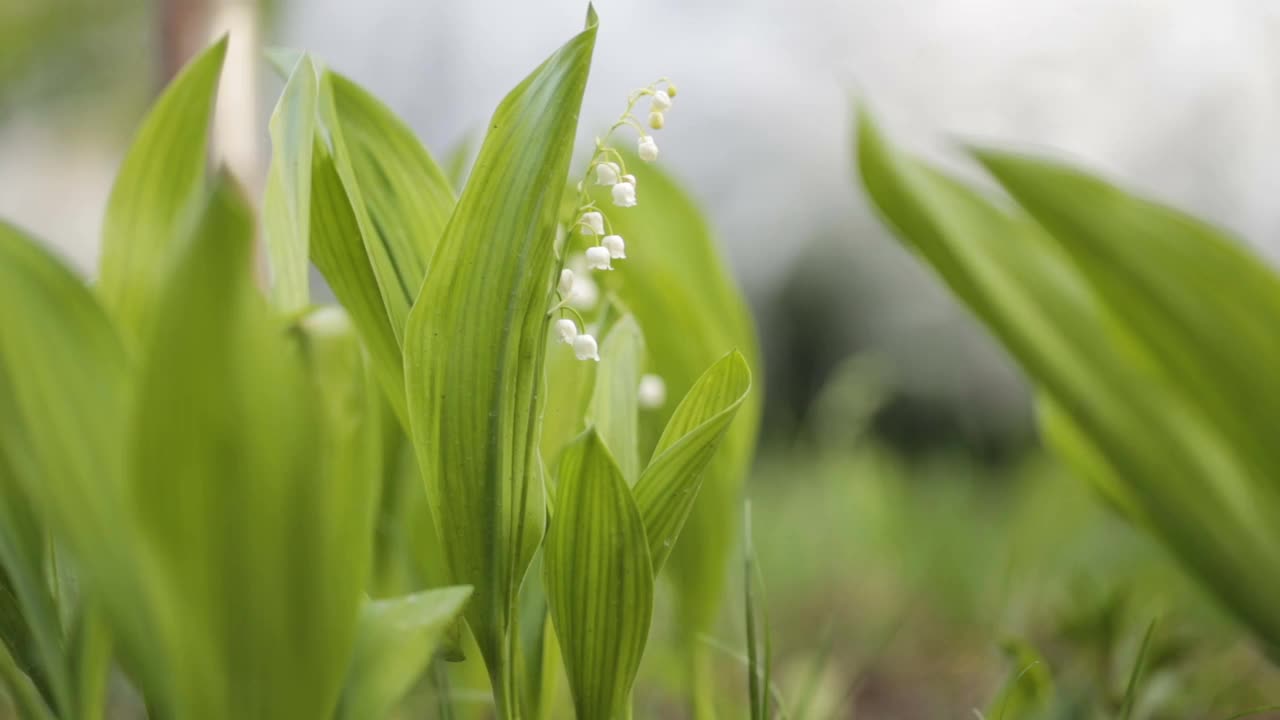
[689,641,717,720]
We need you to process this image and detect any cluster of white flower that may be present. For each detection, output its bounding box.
[552,79,678,368]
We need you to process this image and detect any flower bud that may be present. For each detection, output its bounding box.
[573,334,601,362]
[611,181,637,208]
[558,268,575,295]
[637,135,659,162]
[665,83,678,98]
[638,374,667,408]
[594,161,621,186]
[650,90,672,112]
[586,245,613,270]
[648,111,665,130]
[622,174,636,187]
[602,235,626,259]
[554,318,578,344]
[580,210,604,235]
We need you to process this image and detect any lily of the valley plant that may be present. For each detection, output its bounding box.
[0,7,759,720]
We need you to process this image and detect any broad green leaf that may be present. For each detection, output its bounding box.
[128,174,373,720]
[337,587,473,720]
[975,151,1280,480]
[856,111,1280,649]
[540,329,597,473]
[587,315,645,484]
[310,141,409,426]
[98,38,227,346]
[544,430,653,720]
[632,351,751,572]
[0,223,145,700]
[263,54,318,312]
[318,68,457,345]
[593,152,763,645]
[402,9,598,700]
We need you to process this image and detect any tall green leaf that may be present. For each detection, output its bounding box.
[263,54,318,312]
[128,175,374,719]
[310,141,409,425]
[337,587,473,720]
[587,315,645,484]
[402,9,598,709]
[98,38,227,346]
[856,111,1280,650]
[632,351,752,572]
[0,223,143,701]
[544,430,653,720]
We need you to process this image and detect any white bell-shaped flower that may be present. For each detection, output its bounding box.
[586,245,613,270]
[573,334,600,362]
[558,268,575,296]
[580,210,605,235]
[602,235,626,259]
[637,135,659,162]
[622,174,636,187]
[554,318,578,345]
[569,274,598,310]
[638,374,667,408]
[611,181,637,208]
[650,90,672,112]
[594,161,621,186]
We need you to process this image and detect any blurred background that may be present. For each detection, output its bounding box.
[6,0,1280,716]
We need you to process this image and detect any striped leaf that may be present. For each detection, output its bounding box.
[309,140,409,426]
[632,350,752,572]
[317,68,456,347]
[402,8,597,704]
[544,430,653,720]
[593,152,763,670]
[263,54,318,312]
[587,315,645,484]
[98,38,227,347]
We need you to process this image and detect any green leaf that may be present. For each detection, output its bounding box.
[318,68,457,346]
[128,174,372,720]
[337,587,473,720]
[0,223,141,700]
[98,37,227,346]
[263,54,318,312]
[402,9,597,700]
[632,351,752,572]
[587,315,645,484]
[975,150,1280,480]
[544,430,653,720]
[856,110,1280,650]
[309,141,409,426]
[593,151,763,645]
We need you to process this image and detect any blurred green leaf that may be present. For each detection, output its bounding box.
[856,110,1280,650]
[97,37,227,347]
[587,315,645,484]
[337,587,472,720]
[263,54,318,312]
[0,223,140,709]
[633,351,752,572]
[544,430,653,719]
[986,639,1054,720]
[402,10,597,708]
[128,175,373,719]
[595,151,763,661]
